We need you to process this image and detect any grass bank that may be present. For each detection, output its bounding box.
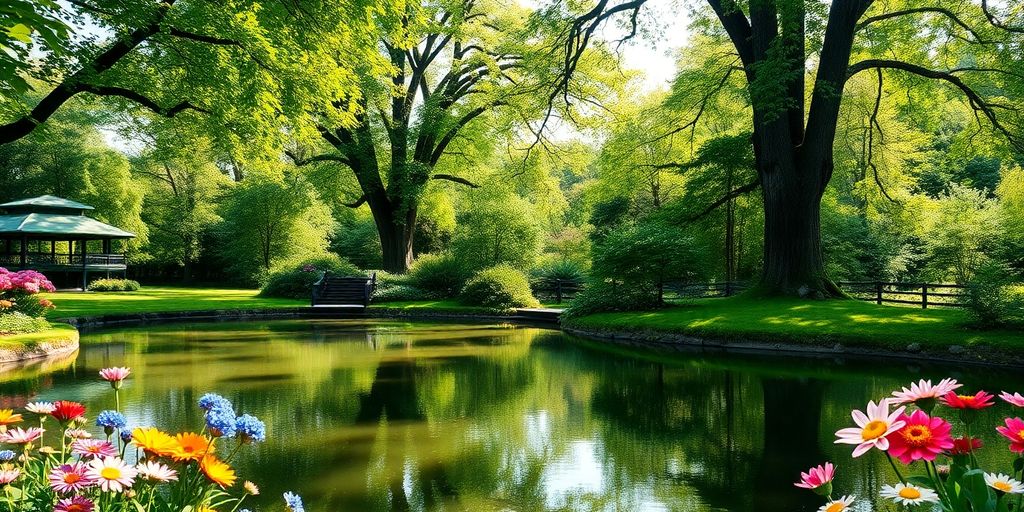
[0,323,79,362]
[43,287,305,320]
[563,297,1024,351]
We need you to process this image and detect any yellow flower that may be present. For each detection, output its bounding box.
[200,455,236,488]
[170,432,213,462]
[0,410,23,426]
[131,427,177,457]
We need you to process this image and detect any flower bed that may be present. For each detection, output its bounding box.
[798,379,1024,511]
[0,367,306,512]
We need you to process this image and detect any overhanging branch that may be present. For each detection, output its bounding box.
[81,85,208,117]
[684,180,761,222]
[857,7,991,43]
[431,174,479,188]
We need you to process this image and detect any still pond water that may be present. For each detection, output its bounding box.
[1,320,1020,511]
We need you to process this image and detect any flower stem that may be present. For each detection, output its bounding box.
[885,452,906,484]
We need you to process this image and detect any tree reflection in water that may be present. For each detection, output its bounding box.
[5,320,1020,511]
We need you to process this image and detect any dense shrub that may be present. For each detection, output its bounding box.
[0,267,56,317]
[451,190,542,272]
[259,254,362,299]
[87,278,141,292]
[0,312,51,334]
[530,260,586,287]
[563,280,662,318]
[373,284,430,302]
[460,265,540,311]
[406,253,471,299]
[965,260,1023,327]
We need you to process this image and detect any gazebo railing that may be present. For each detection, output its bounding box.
[0,252,126,268]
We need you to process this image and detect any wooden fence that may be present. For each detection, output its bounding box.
[531,279,747,304]
[837,281,968,308]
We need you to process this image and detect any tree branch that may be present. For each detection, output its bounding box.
[848,59,1024,151]
[284,150,352,167]
[344,195,368,208]
[431,174,479,188]
[981,0,1024,33]
[684,180,761,222]
[857,7,991,43]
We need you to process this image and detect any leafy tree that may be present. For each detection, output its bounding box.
[131,122,229,280]
[551,0,1024,297]
[451,189,542,272]
[591,221,708,302]
[0,0,68,98]
[924,184,1002,284]
[217,175,334,284]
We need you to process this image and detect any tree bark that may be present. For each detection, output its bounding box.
[371,202,417,273]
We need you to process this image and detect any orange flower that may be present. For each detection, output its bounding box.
[200,454,236,488]
[131,428,177,457]
[170,432,213,462]
[0,410,23,426]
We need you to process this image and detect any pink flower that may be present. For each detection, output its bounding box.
[942,391,995,409]
[0,468,20,485]
[71,439,118,459]
[98,367,131,383]
[1000,392,1024,408]
[996,418,1024,454]
[794,462,835,491]
[54,496,94,512]
[49,463,96,494]
[0,426,44,444]
[892,379,961,405]
[835,398,906,457]
[887,410,954,464]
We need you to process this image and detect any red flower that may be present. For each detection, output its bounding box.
[948,436,983,455]
[942,390,995,409]
[997,418,1024,454]
[50,401,86,423]
[887,410,954,464]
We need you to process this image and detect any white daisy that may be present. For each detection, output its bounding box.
[985,473,1024,494]
[880,483,940,505]
[817,495,855,512]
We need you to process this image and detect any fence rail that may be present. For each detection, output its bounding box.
[531,279,748,304]
[837,281,968,309]
[0,252,126,268]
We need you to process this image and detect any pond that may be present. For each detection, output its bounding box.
[1,319,1020,511]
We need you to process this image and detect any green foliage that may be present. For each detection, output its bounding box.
[218,175,334,285]
[259,254,360,299]
[965,260,1023,328]
[563,280,662,318]
[459,264,540,311]
[405,253,471,299]
[0,0,67,99]
[591,221,706,292]
[924,184,1003,284]
[373,284,429,303]
[331,212,383,270]
[87,279,141,292]
[587,196,630,243]
[452,190,542,272]
[530,260,586,287]
[0,312,50,334]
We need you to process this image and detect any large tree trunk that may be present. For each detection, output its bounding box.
[754,146,843,298]
[371,203,417,273]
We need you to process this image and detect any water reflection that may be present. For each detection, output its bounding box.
[1,320,1020,511]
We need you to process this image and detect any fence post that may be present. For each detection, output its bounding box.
[875,282,883,305]
[922,284,928,309]
[725,281,733,297]
[555,279,563,304]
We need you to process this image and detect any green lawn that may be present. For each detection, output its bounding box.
[0,323,78,350]
[564,297,1024,350]
[369,299,505,314]
[43,287,305,320]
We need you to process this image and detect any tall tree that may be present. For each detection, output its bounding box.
[550,0,1024,296]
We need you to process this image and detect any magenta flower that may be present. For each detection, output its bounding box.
[887,410,954,464]
[71,439,118,459]
[49,463,96,494]
[54,496,94,512]
[794,462,835,493]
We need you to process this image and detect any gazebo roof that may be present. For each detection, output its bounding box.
[0,196,134,240]
[0,213,135,239]
[0,195,94,212]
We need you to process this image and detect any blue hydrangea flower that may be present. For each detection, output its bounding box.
[205,407,237,438]
[0,450,15,461]
[283,492,304,512]
[234,414,266,443]
[198,393,232,412]
[96,410,127,429]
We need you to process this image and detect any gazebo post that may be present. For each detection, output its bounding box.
[50,240,55,262]
[19,235,27,269]
[81,239,88,290]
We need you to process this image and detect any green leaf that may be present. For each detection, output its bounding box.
[6,23,33,43]
[907,475,936,488]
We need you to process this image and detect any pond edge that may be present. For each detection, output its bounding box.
[0,327,80,364]
[45,307,1024,369]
